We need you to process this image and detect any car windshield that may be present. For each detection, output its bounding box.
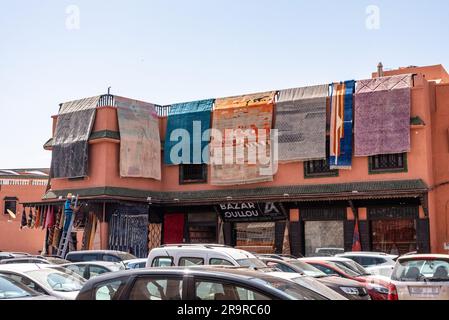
[392,259,449,282]
[116,253,138,261]
[26,268,86,292]
[237,258,267,269]
[0,276,37,299]
[327,261,361,277]
[251,278,326,300]
[333,260,370,276]
[288,261,327,277]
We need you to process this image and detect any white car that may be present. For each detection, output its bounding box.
[389,254,449,300]
[336,252,397,267]
[146,244,266,269]
[267,272,347,300]
[336,252,398,277]
[0,263,86,300]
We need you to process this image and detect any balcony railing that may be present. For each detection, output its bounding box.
[97,94,171,117]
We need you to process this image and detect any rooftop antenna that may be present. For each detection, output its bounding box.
[107,86,111,95]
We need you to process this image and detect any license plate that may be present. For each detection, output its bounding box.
[409,286,440,295]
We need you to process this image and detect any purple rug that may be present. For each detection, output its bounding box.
[354,74,412,156]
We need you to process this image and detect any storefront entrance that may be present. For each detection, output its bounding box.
[235,222,276,254]
[304,221,344,257]
[371,219,417,255]
[186,213,217,244]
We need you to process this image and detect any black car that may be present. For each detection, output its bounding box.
[76,267,328,300]
[65,250,137,264]
[258,257,370,300]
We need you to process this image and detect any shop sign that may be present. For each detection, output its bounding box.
[216,202,286,222]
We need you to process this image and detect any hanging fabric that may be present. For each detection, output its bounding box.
[51,96,101,178]
[30,208,36,228]
[329,80,355,169]
[109,212,149,258]
[20,208,27,229]
[275,85,328,162]
[354,74,412,156]
[115,96,161,180]
[34,207,39,228]
[282,221,291,255]
[164,99,214,165]
[210,91,276,185]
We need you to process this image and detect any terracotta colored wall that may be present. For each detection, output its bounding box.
[431,84,449,253]
[0,183,47,254]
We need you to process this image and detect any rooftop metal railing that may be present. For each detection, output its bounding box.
[97,94,171,117]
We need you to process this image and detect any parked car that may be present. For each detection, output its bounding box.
[76,267,329,300]
[43,256,71,265]
[0,274,59,300]
[0,257,51,265]
[336,252,397,277]
[313,248,345,256]
[259,257,370,300]
[0,263,86,300]
[65,250,137,265]
[267,272,347,300]
[257,253,304,259]
[124,258,147,269]
[389,254,449,300]
[146,244,267,269]
[61,261,125,280]
[300,257,393,300]
[0,252,29,261]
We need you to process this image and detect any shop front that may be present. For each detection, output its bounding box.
[161,208,219,245]
[366,205,430,255]
[289,205,348,257]
[216,202,288,254]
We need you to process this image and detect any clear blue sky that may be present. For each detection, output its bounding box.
[1,0,448,168]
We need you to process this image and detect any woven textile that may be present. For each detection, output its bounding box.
[51,96,100,178]
[354,74,412,156]
[164,99,214,165]
[115,96,161,180]
[329,81,355,169]
[210,92,276,186]
[276,85,328,161]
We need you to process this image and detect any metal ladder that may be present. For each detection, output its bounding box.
[56,210,76,258]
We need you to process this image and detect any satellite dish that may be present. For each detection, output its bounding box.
[7,209,16,219]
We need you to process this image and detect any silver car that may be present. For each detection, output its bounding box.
[390,254,449,300]
[0,263,86,300]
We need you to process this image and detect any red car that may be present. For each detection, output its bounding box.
[300,257,396,300]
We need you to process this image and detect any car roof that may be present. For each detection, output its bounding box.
[1,257,49,263]
[301,257,354,262]
[66,250,130,255]
[61,261,122,267]
[397,254,449,261]
[0,263,59,273]
[150,245,256,260]
[338,252,397,258]
[84,266,297,284]
[268,272,304,280]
